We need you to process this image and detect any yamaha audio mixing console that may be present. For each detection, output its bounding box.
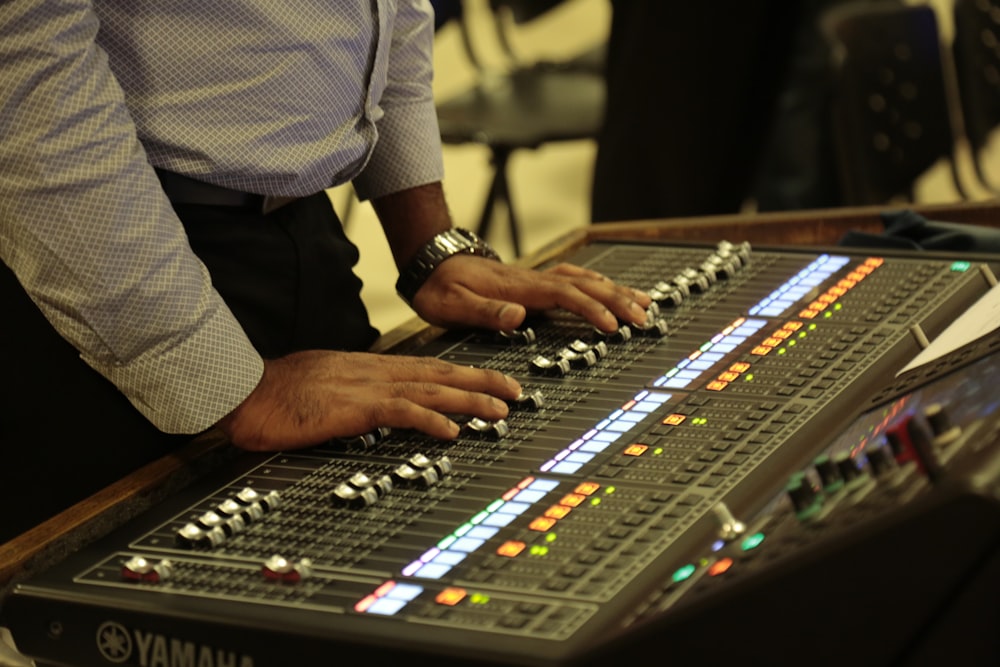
[4,240,1000,667]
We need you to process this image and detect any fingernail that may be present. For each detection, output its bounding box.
[506,375,522,393]
[447,420,460,437]
[629,302,647,322]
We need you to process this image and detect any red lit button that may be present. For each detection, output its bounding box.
[708,558,734,577]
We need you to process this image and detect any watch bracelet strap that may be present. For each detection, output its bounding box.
[395,228,501,304]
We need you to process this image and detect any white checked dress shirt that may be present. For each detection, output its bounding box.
[0,0,444,433]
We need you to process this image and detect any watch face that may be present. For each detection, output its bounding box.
[396,229,499,303]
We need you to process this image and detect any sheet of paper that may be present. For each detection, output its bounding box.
[899,279,1000,375]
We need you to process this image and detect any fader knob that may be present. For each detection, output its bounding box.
[924,403,961,446]
[786,472,822,516]
[508,390,545,411]
[865,444,895,477]
[834,452,864,483]
[813,455,843,492]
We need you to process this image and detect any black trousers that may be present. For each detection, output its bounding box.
[0,192,377,543]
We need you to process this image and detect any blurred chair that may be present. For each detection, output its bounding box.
[951,0,1000,194]
[821,1,970,205]
[435,0,605,256]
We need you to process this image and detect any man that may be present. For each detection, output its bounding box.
[0,0,650,542]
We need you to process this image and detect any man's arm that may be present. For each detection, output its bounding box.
[0,0,263,434]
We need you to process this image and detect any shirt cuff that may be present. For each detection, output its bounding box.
[353,100,444,201]
[92,302,264,435]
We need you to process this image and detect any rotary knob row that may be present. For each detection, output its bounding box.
[176,487,281,549]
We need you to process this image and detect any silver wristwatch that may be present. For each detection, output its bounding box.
[395,228,501,304]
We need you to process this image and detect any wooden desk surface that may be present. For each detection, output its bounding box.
[4,200,999,593]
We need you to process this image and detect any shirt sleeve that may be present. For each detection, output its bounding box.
[0,0,264,434]
[352,0,446,201]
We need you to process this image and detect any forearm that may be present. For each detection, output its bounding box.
[372,182,455,270]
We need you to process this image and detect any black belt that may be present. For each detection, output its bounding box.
[155,169,296,213]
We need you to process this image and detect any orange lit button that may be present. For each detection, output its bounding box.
[623,443,648,456]
[799,309,818,319]
[529,517,557,532]
[708,558,734,577]
[865,257,884,267]
[818,294,837,304]
[729,362,751,373]
[718,371,739,382]
[772,329,791,340]
[574,482,600,496]
[545,504,572,519]
[751,346,772,356]
[497,541,526,557]
[436,587,467,606]
[662,414,686,426]
[783,321,803,331]
[838,279,856,289]
[706,380,729,391]
[560,493,586,507]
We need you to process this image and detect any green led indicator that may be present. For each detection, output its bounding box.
[823,311,833,318]
[486,499,504,513]
[672,564,697,583]
[545,533,557,543]
[530,545,549,556]
[808,323,818,331]
[438,535,457,550]
[778,348,787,355]
[787,339,797,347]
[654,447,664,455]
[951,261,971,272]
[701,342,713,352]
[470,593,490,605]
[834,303,843,310]
[604,486,617,495]
[453,522,473,537]
[590,497,602,507]
[798,332,807,339]
[470,511,489,525]
[745,373,755,382]
[741,532,766,551]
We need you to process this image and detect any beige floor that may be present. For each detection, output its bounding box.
[340,0,997,337]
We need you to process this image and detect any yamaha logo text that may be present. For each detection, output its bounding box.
[96,621,254,667]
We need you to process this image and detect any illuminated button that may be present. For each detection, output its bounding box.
[436,587,467,606]
[706,380,729,391]
[799,309,819,319]
[662,414,687,426]
[865,257,884,267]
[671,564,697,583]
[623,444,648,456]
[729,362,751,373]
[751,346,772,356]
[708,558,734,577]
[783,321,803,331]
[560,493,586,507]
[529,517,557,531]
[574,482,600,495]
[741,532,765,551]
[497,541,526,557]
[718,371,739,382]
[545,504,572,519]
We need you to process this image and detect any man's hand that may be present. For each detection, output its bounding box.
[217,350,522,451]
[411,254,653,333]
